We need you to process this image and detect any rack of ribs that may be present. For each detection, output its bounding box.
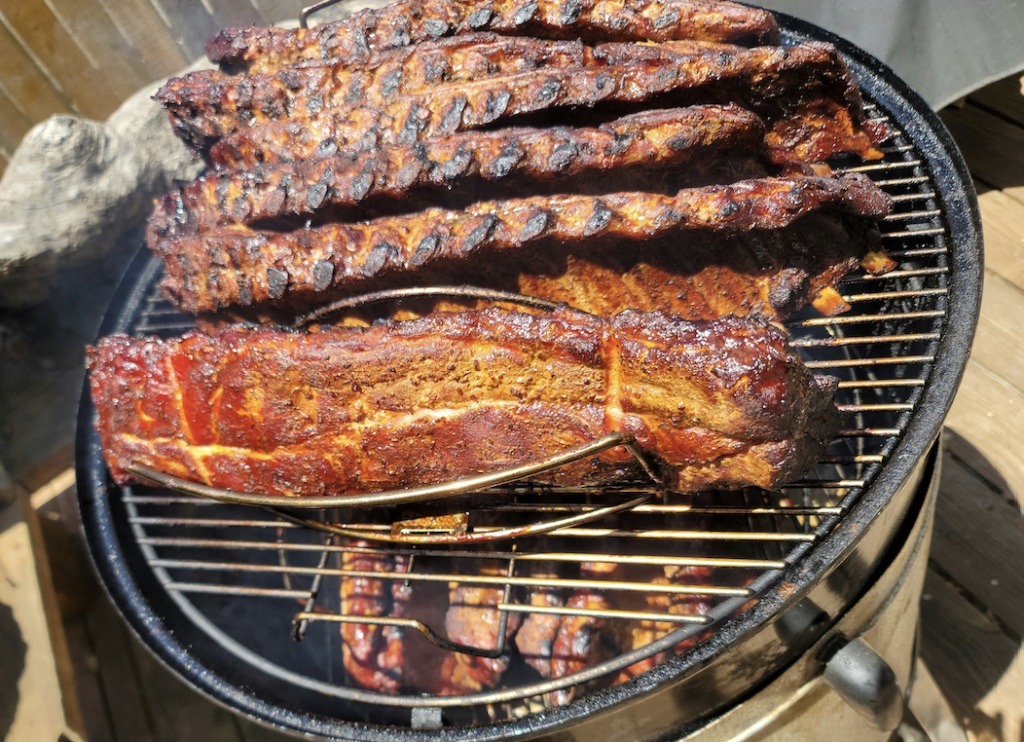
[174,39,883,164]
[87,305,842,498]
[151,175,890,323]
[205,0,780,75]
[149,105,785,238]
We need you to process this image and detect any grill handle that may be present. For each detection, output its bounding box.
[823,637,946,741]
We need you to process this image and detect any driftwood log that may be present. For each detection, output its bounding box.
[0,65,208,307]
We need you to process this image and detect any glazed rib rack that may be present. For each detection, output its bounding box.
[110,93,951,720]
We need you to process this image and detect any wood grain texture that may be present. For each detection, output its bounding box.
[975,183,1024,291]
[84,597,158,742]
[944,361,1024,509]
[94,0,189,78]
[0,511,73,742]
[969,270,1024,395]
[919,570,1021,742]
[932,451,1024,639]
[0,14,75,120]
[940,104,1024,195]
[149,0,222,61]
[46,0,155,99]
[126,635,244,742]
[248,0,304,24]
[208,0,263,28]
[0,0,124,119]
[967,72,1024,128]
[0,82,34,156]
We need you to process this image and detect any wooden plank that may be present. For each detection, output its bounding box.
[248,0,304,24]
[967,72,1024,129]
[0,81,34,156]
[968,270,1024,395]
[148,0,220,61]
[919,570,1021,742]
[943,360,1024,509]
[126,635,244,742]
[0,15,74,121]
[0,0,124,119]
[95,0,188,79]
[34,482,118,742]
[932,451,1024,639]
[940,104,1024,197]
[47,0,156,99]
[85,596,158,742]
[207,0,263,29]
[943,429,1017,516]
[975,183,1024,291]
[13,489,87,739]
[62,617,117,742]
[0,509,72,742]
[17,445,74,498]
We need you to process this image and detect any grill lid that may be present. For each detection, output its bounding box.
[76,10,982,741]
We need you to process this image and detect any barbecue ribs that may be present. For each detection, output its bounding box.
[160,33,599,150]
[152,175,890,322]
[88,306,841,498]
[206,0,780,75]
[151,105,782,237]
[182,40,883,164]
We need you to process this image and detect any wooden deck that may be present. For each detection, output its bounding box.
[0,73,1022,742]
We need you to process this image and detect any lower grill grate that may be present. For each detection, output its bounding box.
[110,95,949,718]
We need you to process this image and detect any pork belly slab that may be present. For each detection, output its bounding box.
[88,306,841,498]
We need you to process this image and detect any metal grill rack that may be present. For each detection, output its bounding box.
[110,94,950,719]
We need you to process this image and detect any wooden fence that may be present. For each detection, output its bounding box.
[0,0,310,178]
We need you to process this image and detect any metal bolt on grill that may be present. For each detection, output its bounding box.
[98,76,957,720]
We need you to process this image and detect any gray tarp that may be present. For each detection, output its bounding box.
[755,0,1024,110]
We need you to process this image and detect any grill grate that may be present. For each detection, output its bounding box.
[114,97,949,715]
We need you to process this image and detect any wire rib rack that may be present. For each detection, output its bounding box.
[111,94,949,718]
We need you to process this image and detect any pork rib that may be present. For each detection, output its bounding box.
[87,306,842,498]
[206,0,780,75]
[150,105,779,239]
[160,33,596,151]
[197,41,883,164]
[152,175,891,319]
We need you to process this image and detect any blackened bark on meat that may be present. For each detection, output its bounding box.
[176,41,884,165]
[206,0,780,75]
[160,33,596,150]
[152,176,891,320]
[148,106,779,239]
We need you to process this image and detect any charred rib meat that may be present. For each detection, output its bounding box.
[150,105,780,238]
[206,0,780,75]
[160,33,597,151]
[87,306,842,498]
[152,175,890,319]
[190,40,883,164]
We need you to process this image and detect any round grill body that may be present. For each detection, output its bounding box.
[76,10,982,742]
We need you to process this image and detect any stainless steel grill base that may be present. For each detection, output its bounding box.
[679,439,944,742]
